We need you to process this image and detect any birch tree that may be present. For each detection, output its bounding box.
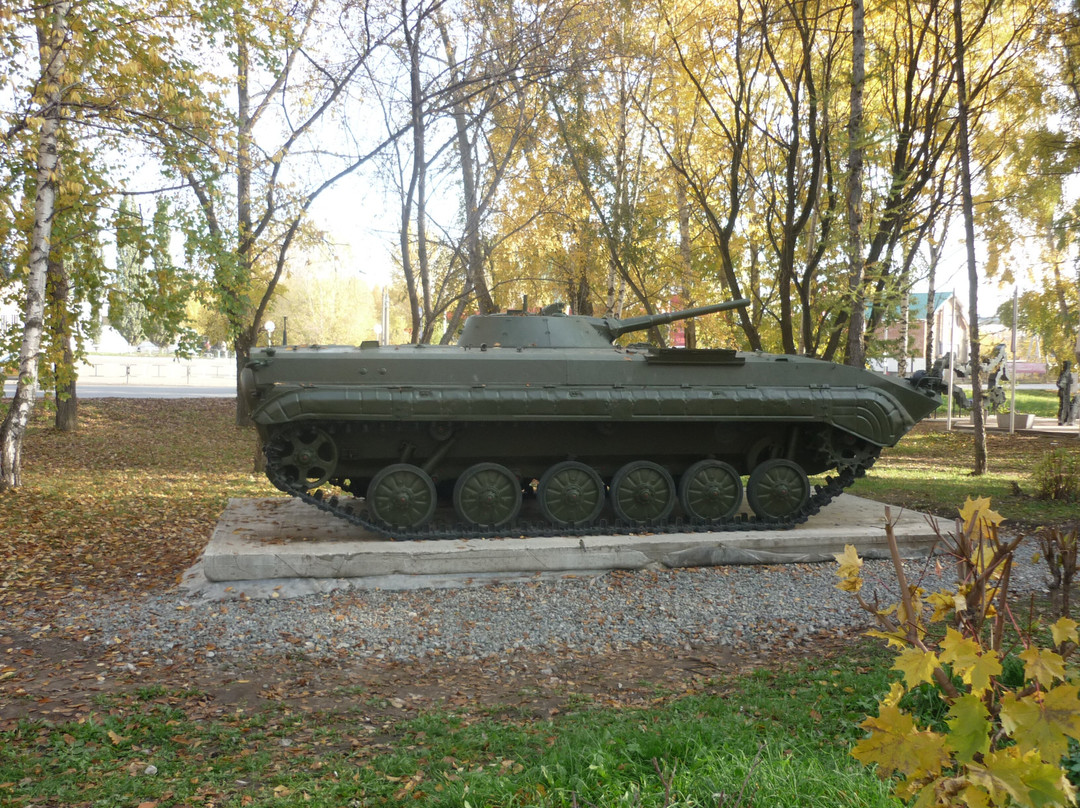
[844,0,866,367]
[0,0,72,490]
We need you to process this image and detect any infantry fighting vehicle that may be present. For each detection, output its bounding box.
[239,300,943,538]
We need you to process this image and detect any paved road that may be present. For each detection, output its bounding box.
[3,381,235,399]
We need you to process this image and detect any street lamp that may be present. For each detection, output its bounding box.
[265,320,276,346]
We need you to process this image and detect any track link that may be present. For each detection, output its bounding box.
[263,449,876,541]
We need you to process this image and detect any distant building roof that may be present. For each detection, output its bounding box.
[867,291,955,324]
[906,292,954,321]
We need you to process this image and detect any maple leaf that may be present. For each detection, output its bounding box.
[893,648,940,688]
[853,704,949,779]
[945,694,990,763]
[957,496,1005,539]
[835,544,863,576]
[956,784,992,808]
[866,628,911,650]
[1000,684,1080,762]
[1019,646,1067,686]
[882,681,906,708]
[958,496,991,527]
[927,590,958,621]
[836,576,863,593]
[938,628,1002,695]
[1051,617,1079,648]
[968,748,1076,808]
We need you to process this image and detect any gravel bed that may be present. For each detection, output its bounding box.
[47,537,1054,667]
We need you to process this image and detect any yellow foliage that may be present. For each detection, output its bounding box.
[967,748,1076,807]
[1018,646,1068,686]
[958,496,1006,537]
[852,704,950,780]
[839,498,1080,808]
[893,647,940,688]
[939,628,1002,696]
[1052,617,1080,647]
[1000,684,1080,761]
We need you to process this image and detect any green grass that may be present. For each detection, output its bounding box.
[0,643,900,808]
[947,388,1059,417]
[1009,389,1060,417]
[850,421,1079,527]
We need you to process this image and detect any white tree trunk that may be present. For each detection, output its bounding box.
[844,0,866,368]
[1,0,72,490]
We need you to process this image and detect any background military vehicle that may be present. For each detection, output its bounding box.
[239,299,943,538]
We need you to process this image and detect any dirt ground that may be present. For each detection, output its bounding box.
[0,622,858,732]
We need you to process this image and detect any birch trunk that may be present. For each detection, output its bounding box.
[0,0,72,490]
[844,0,866,368]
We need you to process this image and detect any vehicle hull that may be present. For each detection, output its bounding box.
[242,344,939,488]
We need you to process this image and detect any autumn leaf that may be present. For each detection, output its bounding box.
[945,694,991,763]
[852,704,949,780]
[957,496,1005,536]
[1000,684,1080,761]
[967,748,1076,808]
[1051,617,1079,648]
[926,590,958,621]
[893,648,940,688]
[834,544,863,579]
[881,681,905,708]
[1018,646,1067,686]
[835,576,863,593]
[866,628,910,650]
[958,496,990,526]
[955,783,992,808]
[938,628,1001,695]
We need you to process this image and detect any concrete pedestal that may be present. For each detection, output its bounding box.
[193,495,943,595]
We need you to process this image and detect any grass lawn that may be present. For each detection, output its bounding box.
[850,411,1078,528]
[0,642,899,807]
[0,394,1076,807]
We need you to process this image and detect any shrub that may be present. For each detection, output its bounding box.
[1034,449,1080,503]
[837,498,1080,807]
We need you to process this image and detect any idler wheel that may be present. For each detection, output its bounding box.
[610,461,675,525]
[367,464,437,530]
[537,461,606,528]
[273,426,338,489]
[746,459,810,520]
[678,460,743,522]
[453,463,522,529]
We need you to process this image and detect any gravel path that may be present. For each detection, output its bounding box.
[45,537,1054,667]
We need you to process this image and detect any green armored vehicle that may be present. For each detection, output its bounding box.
[239,300,943,538]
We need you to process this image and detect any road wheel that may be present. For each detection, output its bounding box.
[746,459,810,520]
[537,461,606,528]
[610,461,675,525]
[678,460,743,522]
[453,463,522,528]
[367,464,437,530]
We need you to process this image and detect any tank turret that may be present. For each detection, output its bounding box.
[240,297,942,538]
[456,299,750,349]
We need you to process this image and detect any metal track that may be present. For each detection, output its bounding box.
[263,448,877,541]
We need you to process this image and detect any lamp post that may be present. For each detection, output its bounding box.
[265,320,275,347]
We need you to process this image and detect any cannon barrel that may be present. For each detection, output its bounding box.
[605,298,750,341]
